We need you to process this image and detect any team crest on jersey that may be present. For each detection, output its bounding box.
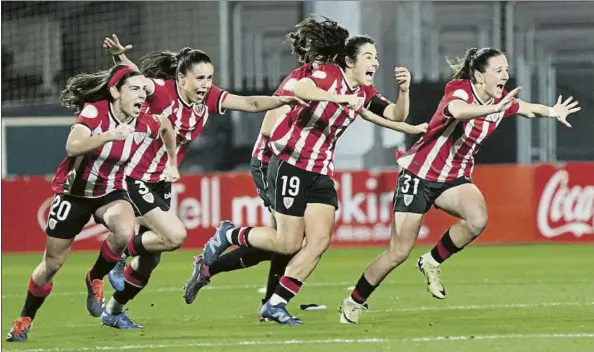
[404,194,414,206]
[485,111,504,123]
[193,103,206,116]
[283,197,294,209]
[48,218,58,230]
[142,193,155,204]
[133,132,148,144]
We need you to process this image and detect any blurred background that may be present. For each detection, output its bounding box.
[2,1,593,177]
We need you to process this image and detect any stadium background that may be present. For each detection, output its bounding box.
[2,1,592,251]
[1,2,593,351]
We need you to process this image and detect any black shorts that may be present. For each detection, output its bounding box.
[393,168,472,214]
[249,157,272,208]
[45,190,132,240]
[126,178,171,217]
[267,155,338,217]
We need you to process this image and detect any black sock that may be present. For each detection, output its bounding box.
[274,276,302,304]
[124,227,150,257]
[113,266,150,305]
[350,273,378,304]
[127,234,151,257]
[430,229,463,263]
[89,241,121,281]
[208,247,272,277]
[229,227,253,247]
[264,254,293,302]
[20,278,53,320]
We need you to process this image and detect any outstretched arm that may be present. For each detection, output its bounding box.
[517,95,581,128]
[448,86,522,121]
[360,108,427,135]
[221,94,303,113]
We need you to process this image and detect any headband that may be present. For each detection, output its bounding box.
[108,66,135,89]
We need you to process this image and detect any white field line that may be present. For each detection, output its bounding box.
[4,334,594,352]
[42,301,590,328]
[3,278,592,298]
[0,281,354,298]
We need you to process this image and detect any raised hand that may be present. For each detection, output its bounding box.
[553,95,581,128]
[103,34,133,56]
[495,86,521,113]
[395,67,411,92]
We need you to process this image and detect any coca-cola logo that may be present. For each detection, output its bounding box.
[37,197,108,242]
[537,169,594,238]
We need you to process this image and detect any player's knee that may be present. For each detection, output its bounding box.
[163,225,187,251]
[386,237,415,267]
[386,247,411,267]
[277,234,303,255]
[110,215,135,245]
[304,233,331,257]
[42,255,65,278]
[466,212,488,237]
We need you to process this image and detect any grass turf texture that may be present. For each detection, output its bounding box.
[2,245,593,352]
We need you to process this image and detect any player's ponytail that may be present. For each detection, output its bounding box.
[286,16,349,64]
[140,47,212,81]
[449,47,503,82]
[449,47,478,80]
[140,50,179,80]
[60,65,141,114]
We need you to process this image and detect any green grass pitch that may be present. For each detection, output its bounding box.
[2,244,593,352]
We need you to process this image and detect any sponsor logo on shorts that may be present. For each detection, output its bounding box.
[283,197,294,209]
[48,218,57,230]
[164,192,171,200]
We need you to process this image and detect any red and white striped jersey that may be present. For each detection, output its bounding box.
[126,79,228,182]
[397,79,520,182]
[251,63,315,163]
[270,64,391,176]
[52,101,161,197]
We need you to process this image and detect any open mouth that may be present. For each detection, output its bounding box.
[365,70,375,79]
[133,102,143,109]
[496,83,505,90]
[196,91,206,99]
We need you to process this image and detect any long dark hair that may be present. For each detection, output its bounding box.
[140,47,212,80]
[59,65,141,114]
[449,47,503,82]
[335,35,376,69]
[286,16,349,64]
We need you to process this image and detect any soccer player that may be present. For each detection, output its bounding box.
[6,65,178,341]
[99,36,303,326]
[182,17,427,313]
[201,34,421,324]
[339,47,581,324]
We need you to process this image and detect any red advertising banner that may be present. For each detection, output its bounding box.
[533,163,594,242]
[2,163,593,253]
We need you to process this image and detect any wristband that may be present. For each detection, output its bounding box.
[548,106,557,118]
